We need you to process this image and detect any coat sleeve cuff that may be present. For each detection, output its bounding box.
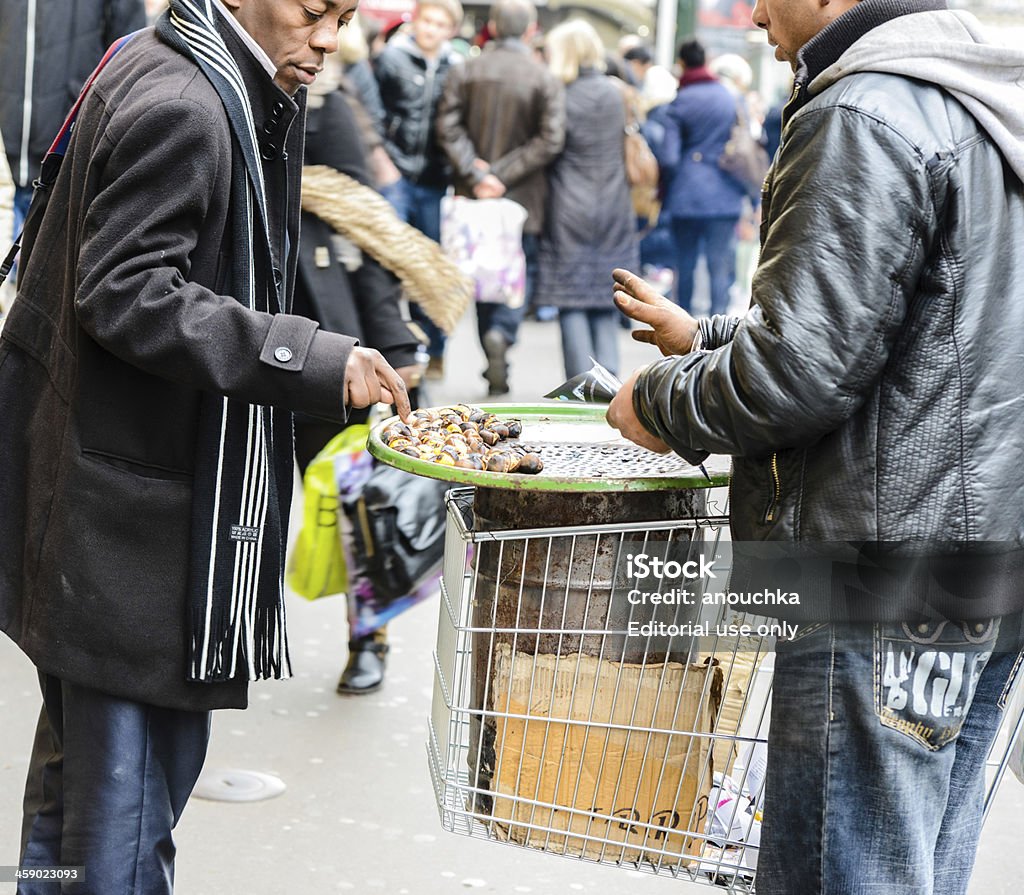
[300,330,359,423]
[259,314,319,371]
[634,356,710,466]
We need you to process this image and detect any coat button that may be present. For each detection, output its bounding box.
[273,101,285,116]
[272,267,283,286]
[692,151,703,163]
[261,143,277,161]
[263,119,278,135]
[274,347,293,363]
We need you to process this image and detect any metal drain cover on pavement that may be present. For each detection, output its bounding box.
[192,768,287,802]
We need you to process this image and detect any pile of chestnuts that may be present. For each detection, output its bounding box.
[381,404,544,475]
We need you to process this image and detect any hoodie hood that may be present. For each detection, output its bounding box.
[812,10,1024,182]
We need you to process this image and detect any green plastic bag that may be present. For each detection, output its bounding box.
[287,424,370,600]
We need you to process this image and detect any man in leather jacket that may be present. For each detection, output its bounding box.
[608,0,1024,891]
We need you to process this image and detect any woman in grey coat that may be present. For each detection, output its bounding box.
[537,19,639,379]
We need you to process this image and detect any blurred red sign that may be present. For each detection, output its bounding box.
[698,0,756,29]
[359,0,415,28]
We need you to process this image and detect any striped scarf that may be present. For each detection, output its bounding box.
[158,0,292,682]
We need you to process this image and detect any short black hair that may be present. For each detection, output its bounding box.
[678,38,705,69]
[622,44,653,65]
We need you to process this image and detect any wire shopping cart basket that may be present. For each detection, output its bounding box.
[426,484,779,891]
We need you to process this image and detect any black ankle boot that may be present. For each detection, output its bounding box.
[336,634,388,695]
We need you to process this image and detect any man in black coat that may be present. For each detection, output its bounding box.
[0,1,408,890]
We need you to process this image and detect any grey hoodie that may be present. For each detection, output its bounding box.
[812,10,1024,182]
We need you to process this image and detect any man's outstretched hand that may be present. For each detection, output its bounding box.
[613,268,699,356]
[343,347,412,421]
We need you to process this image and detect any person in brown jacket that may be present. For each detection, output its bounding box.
[437,0,565,395]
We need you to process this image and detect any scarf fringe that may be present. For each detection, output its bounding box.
[190,602,292,682]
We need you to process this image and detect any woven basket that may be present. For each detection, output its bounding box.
[301,165,473,335]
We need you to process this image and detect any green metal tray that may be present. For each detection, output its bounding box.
[368,403,730,493]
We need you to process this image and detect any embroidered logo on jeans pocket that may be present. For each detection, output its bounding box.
[874,621,996,751]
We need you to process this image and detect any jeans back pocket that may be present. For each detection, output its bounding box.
[874,619,998,751]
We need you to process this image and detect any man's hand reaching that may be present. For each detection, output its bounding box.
[612,267,699,356]
[343,347,412,420]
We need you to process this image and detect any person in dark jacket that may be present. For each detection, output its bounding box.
[294,68,422,695]
[536,19,637,379]
[0,1,408,890]
[608,1,1024,892]
[0,0,148,233]
[656,38,747,316]
[437,0,565,395]
[375,0,463,378]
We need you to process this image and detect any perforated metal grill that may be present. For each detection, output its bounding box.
[516,441,702,479]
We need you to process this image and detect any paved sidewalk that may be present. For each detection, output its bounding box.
[2,308,1023,893]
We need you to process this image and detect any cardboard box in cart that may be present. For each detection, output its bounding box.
[488,645,723,863]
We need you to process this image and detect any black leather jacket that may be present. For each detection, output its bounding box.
[634,3,1024,601]
[374,33,459,187]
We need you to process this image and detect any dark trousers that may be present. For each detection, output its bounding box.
[669,216,738,316]
[18,674,211,894]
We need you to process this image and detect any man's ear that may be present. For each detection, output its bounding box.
[524,21,538,41]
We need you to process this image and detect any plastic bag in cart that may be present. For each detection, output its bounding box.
[703,772,762,876]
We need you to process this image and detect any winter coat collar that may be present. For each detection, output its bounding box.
[487,37,531,56]
[211,0,277,82]
[679,65,717,89]
[787,0,947,122]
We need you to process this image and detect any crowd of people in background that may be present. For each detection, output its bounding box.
[1,0,784,385]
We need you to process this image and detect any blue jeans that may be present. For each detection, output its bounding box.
[558,308,620,380]
[19,674,211,895]
[380,177,446,358]
[5,185,34,282]
[759,617,1024,895]
[669,216,738,316]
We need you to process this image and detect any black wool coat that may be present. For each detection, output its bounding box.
[0,24,357,712]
